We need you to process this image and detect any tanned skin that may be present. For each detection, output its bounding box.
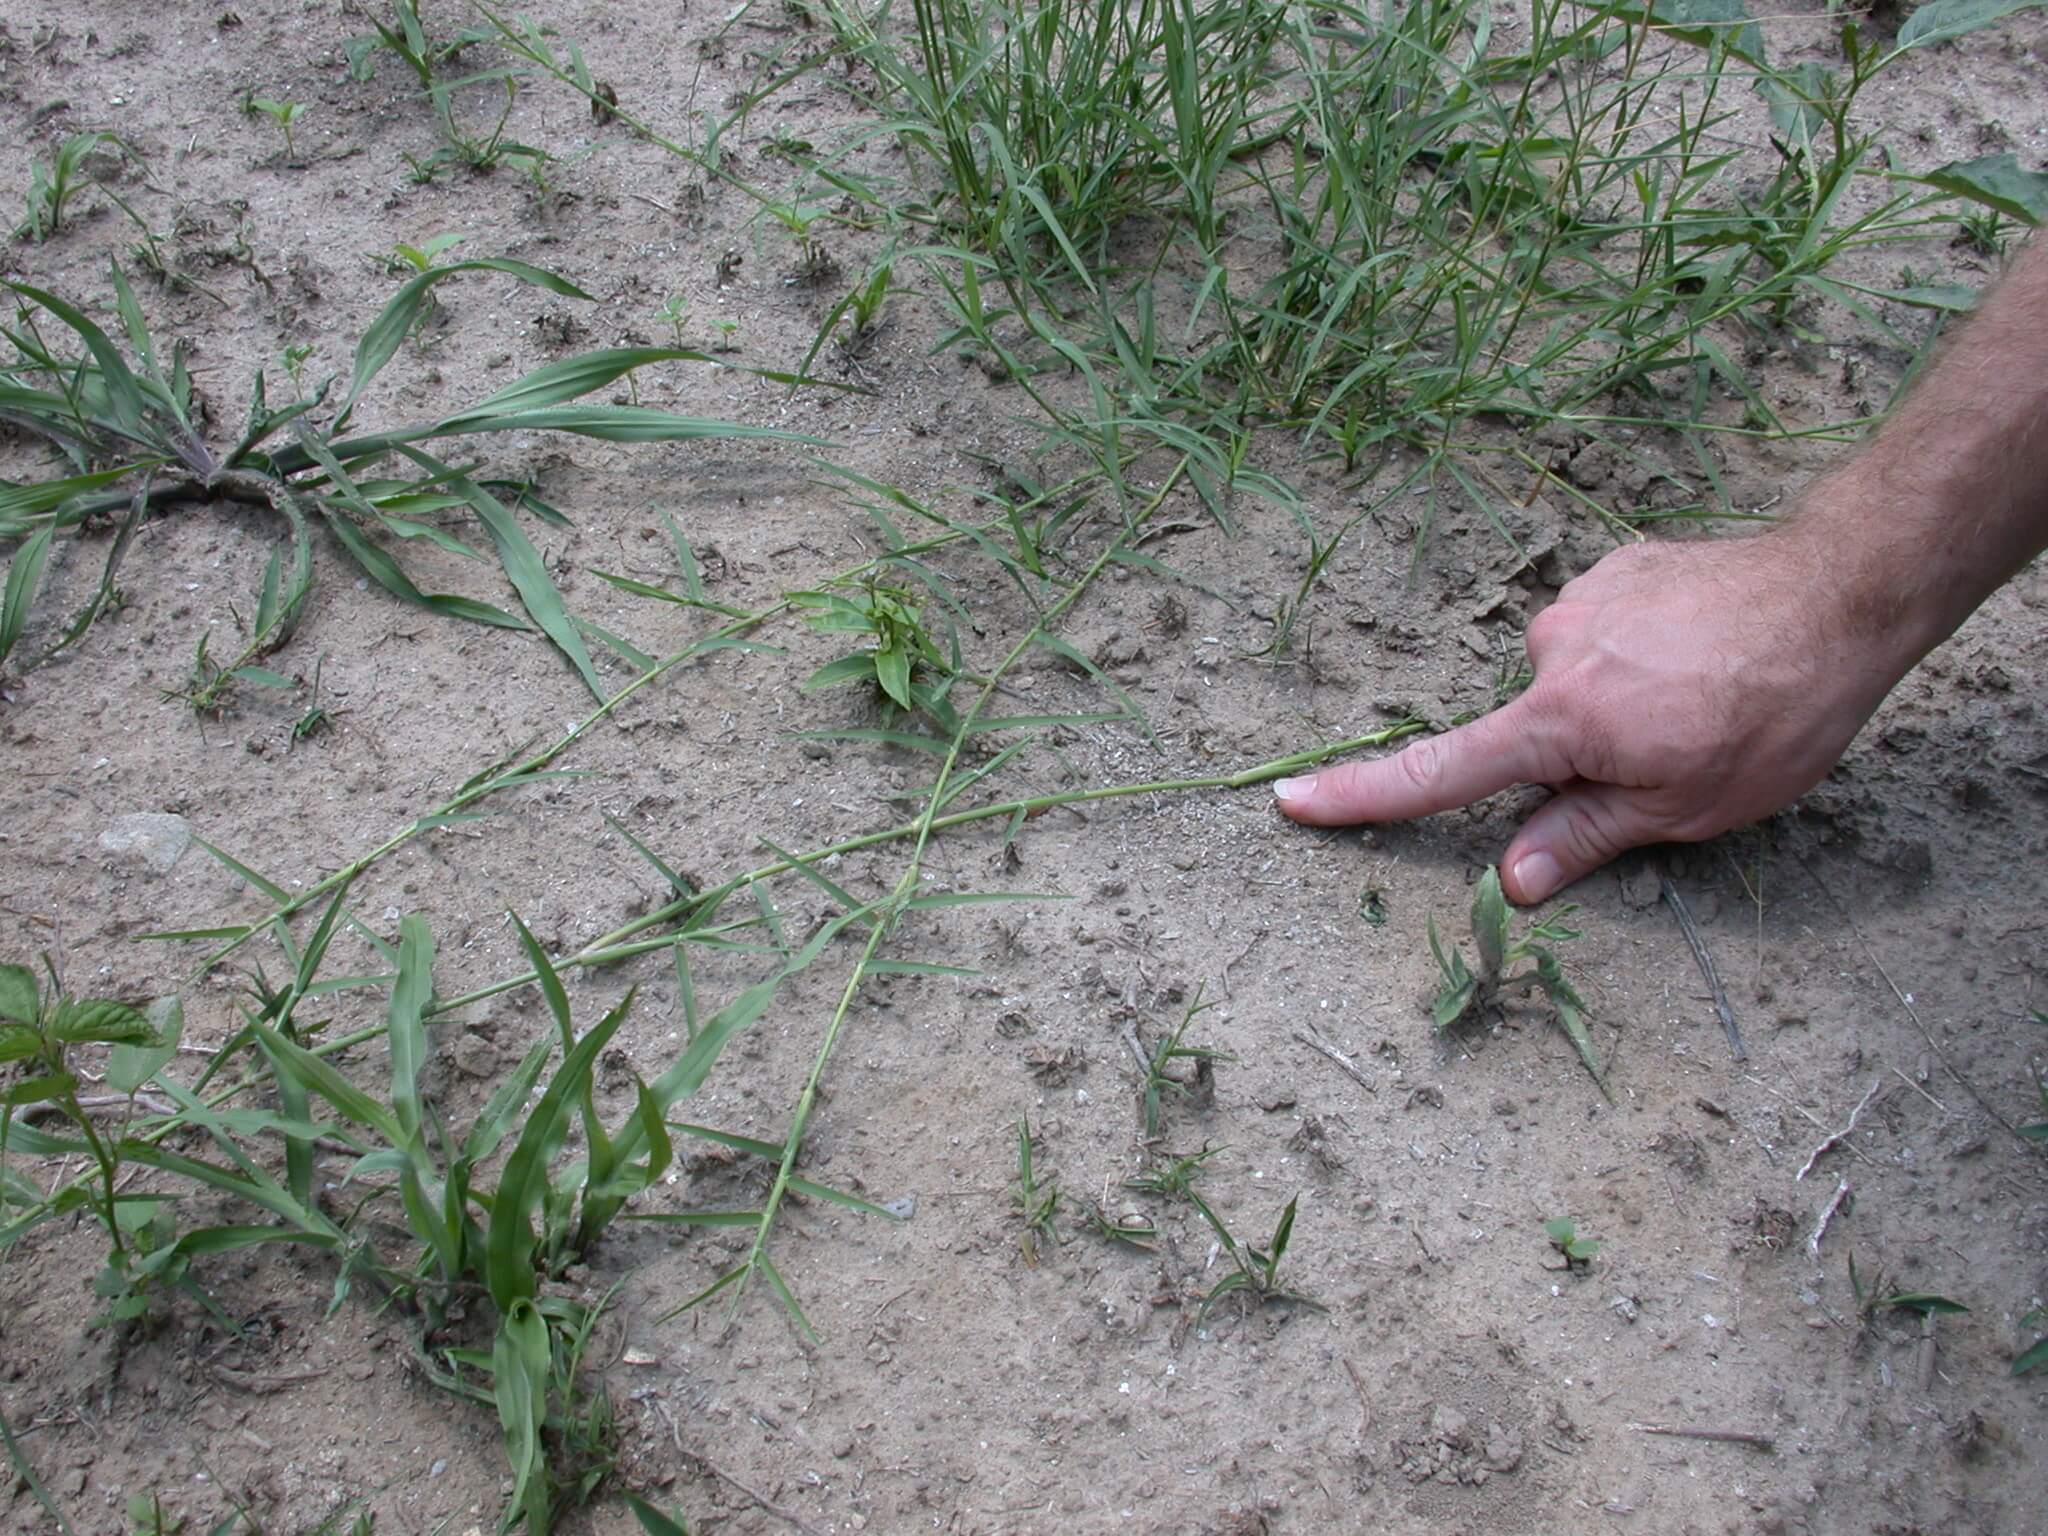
[1274,236,2048,903]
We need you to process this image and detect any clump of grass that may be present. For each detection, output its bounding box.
[0,961,179,1328]
[0,260,804,698]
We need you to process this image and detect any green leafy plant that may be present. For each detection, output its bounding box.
[793,578,957,722]
[1012,1118,1061,1265]
[1429,866,1605,1094]
[0,962,179,1325]
[345,0,492,88]
[654,293,690,347]
[1544,1215,1599,1268]
[244,94,310,161]
[1140,984,1233,1138]
[1195,1192,1317,1321]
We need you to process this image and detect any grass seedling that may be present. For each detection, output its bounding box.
[2015,1308,2048,1377]
[345,0,491,88]
[1194,1193,1318,1322]
[1140,984,1233,1138]
[1429,866,1605,1095]
[244,94,310,162]
[1012,1119,1061,1265]
[1847,1253,1969,1322]
[1545,1216,1600,1269]
[15,132,131,242]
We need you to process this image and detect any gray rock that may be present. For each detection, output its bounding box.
[99,813,192,873]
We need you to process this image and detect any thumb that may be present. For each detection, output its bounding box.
[1500,782,1668,903]
[1272,702,1553,827]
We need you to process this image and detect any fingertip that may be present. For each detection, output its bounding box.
[1504,848,1562,905]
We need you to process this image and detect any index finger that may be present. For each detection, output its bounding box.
[1271,698,1560,826]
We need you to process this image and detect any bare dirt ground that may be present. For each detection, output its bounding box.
[3,3,2048,1534]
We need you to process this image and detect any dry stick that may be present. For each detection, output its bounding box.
[1342,1358,1374,1439]
[1294,1026,1377,1095]
[692,1457,828,1536]
[1792,844,2044,1158]
[1806,1176,1851,1262]
[1794,1076,1882,1182]
[1629,1424,1775,1451]
[1660,877,1745,1062]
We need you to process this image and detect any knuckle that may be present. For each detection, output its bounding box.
[1395,736,1449,800]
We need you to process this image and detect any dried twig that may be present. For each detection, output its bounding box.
[1915,1310,1939,1393]
[1342,1357,1373,1440]
[1795,1077,1881,1182]
[693,1456,828,1536]
[1661,878,1745,1061]
[1806,1176,1851,1261]
[1294,1025,1377,1095]
[1629,1423,1775,1451]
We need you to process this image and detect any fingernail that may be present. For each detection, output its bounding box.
[1272,776,1315,803]
[1512,850,1562,903]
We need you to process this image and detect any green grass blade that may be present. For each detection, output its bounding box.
[398,448,605,700]
[0,524,54,670]
[0,1405,78,1536]
[338,258,593,427]
[388,914,434,1146]
[321,511,528,629]
[483,991,630,1311]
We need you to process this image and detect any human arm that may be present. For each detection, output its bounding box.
[1273,233,2048,903]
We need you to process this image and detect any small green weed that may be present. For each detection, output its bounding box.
[1430,867,1605,1095]
[345,0,491,88]
[244,94,310,161]
[654,292,690,347]
[1140,985,1233,1138]
[0,961,180,1327]
[793,578,957,724]
[1195,1192,1318,1321]
[1013,1118,1061,1265]
[1544,1215,1599,1268]
[1848,1253,1969,1321]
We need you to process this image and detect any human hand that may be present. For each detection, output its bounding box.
[1272,533,1912,902]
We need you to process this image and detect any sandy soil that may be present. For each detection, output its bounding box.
[3,3,2047,1534]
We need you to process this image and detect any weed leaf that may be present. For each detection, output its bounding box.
[1897,0,2045,49]
[0,525,54,671]
[339,258,592,426]
[1912,152,2048,225]
[0,966,36,1024]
